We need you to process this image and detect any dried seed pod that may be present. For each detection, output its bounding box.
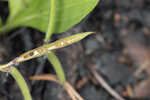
[16,32,93,63]
[0,32,93,71]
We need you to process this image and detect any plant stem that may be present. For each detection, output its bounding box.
[47,51,66,83]
[44,0,66,83]
[10,67,32,100]
[44,0,56,42]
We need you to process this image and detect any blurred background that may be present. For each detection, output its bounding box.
[0,0,150,100]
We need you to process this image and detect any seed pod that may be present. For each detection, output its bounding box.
[16,32,94,63]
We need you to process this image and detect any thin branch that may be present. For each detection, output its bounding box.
[30,74,84,100]
[90,67,125,100]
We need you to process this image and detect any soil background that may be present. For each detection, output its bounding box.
[0,0,150,100]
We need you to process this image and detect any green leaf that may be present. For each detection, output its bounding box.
[8,0,30,19]
[10,67,32,100]
[47,51,66,83]
[0,0,99,34]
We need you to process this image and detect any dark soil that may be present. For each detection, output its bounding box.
[0,0,150,100]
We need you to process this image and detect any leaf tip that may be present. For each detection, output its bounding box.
[86,31,95,35]
[81,32,95,38]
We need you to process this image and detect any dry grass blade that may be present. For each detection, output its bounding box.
[30,74,84,100]
[85,57,125,100]
[90,68,125,100]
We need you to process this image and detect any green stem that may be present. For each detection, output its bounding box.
[44,0,66,83]
[47,51,66,83]
[10,67,32,100]
[44,0,56,42]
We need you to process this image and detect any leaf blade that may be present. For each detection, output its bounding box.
[0,0,99,34]
[47,51,66,83]
[10,67,32,100]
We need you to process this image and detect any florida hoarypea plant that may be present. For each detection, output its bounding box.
[0,0,99,100]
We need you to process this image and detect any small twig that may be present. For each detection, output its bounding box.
[85,56,125,100]
[90,67,125,100]
[30,74,84,100]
